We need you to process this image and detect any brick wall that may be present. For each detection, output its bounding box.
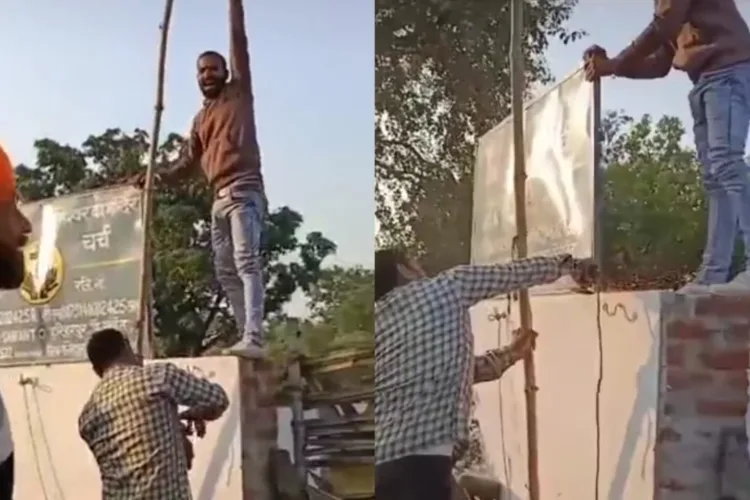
[239,358,278,500]
[656,294,750,499]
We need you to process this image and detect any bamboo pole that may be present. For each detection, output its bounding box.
[509,0,540,498]
[137,0,176,358]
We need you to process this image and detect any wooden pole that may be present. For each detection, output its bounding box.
[509,0,540,498]
[137,0,175,358]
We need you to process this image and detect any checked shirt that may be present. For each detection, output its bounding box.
[79,363,229,500]
[375,255,569,465]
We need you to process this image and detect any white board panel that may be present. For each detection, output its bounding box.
[471,68,597,293]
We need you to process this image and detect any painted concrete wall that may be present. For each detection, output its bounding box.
[470,291,661,500]
[0,355,294,500]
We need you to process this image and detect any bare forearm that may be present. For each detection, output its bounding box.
[473,347,521,384]
[180,404,225,422]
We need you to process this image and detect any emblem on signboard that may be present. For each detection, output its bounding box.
[19,241,64,305]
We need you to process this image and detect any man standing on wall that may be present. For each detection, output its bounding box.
[374,250,596,500]
[0,144,31,500]
[134,0,267,357]
[79,328,230,500]
[583,0,750,294]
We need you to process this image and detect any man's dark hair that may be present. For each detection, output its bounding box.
[197,50,228,72]
[375,248,408,301]
[86,328,128,374]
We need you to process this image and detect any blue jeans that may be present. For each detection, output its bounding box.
[689,62,750,284]
[211,186,265,338]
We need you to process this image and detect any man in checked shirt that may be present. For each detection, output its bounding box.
[78,328,230,500]
[374,249,596,500]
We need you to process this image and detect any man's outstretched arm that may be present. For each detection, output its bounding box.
[160,117,202,183]
[448,255,573,307]
[229,0,253,92]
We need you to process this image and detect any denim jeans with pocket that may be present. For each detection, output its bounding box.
[211,185,265,338]
[689,62,750,284]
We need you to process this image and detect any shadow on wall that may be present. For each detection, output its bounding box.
[607,291,660,500]
[470,291,661,499]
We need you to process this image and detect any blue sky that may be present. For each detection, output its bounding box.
[0,1,374,269]
[545,1,750,134]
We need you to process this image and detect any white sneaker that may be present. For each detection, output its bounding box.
[676,281,711,295]
[709,271,750,295]
[225,337,266,359]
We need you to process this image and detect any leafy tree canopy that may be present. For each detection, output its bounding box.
[376,0,584,274]
[601,111,714,290]
[14,128,342,357]
[267,265,374,362]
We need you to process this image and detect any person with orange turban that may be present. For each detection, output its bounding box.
[0,143,28,499]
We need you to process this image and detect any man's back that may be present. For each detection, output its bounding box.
[79,363,206,500]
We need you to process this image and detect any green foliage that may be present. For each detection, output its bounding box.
[601,111,710,289]
[375,0,584,274]
[265,266,374,362]
[14,128,341,356]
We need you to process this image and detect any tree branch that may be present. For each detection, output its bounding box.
[379,138,434,166]
[198,294,225,353]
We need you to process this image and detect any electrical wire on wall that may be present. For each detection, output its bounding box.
[593,286,604,500]
[20,375,67,500]
[31,384,66,500]
[490,304,513,493]
[21,377,50,500]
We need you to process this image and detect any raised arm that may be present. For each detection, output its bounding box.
[229,0,253,92]
[158,363,229,421]
[448,255,571,307]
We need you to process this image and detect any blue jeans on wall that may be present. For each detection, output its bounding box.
[211,186,265,340]
[689,62,750,284]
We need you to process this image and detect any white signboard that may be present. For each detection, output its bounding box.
[471,68,598,292]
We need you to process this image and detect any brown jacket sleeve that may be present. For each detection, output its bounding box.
[614,0,692,72]
[615,46,674,79]
[163,115,202,182]
[229,0,253,92]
